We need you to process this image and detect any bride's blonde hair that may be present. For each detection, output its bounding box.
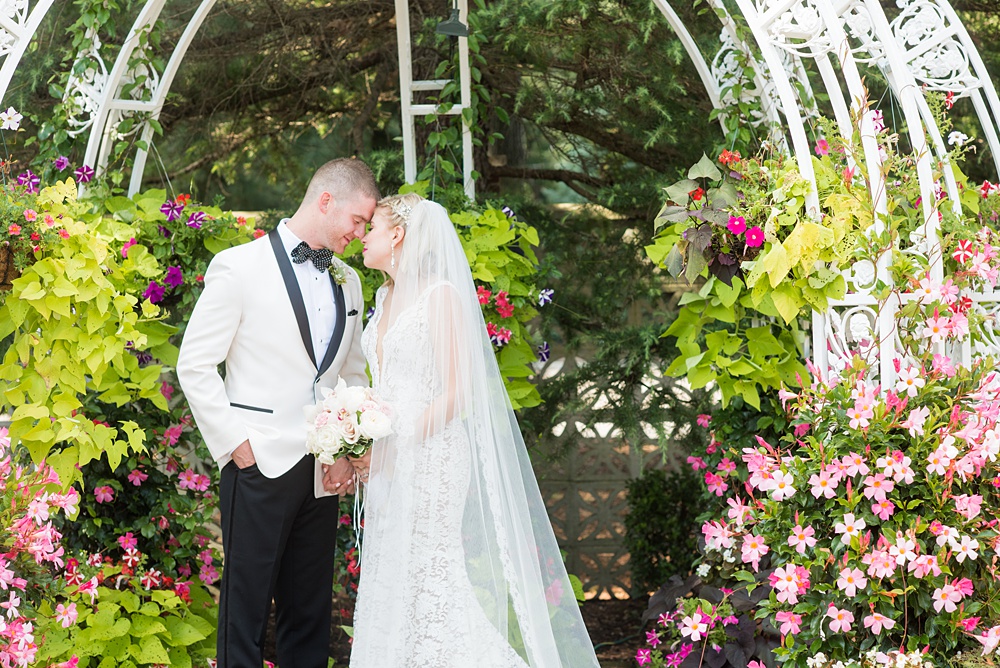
[377,192,424,229]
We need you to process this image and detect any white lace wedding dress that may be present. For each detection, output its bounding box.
[350,284,532,668]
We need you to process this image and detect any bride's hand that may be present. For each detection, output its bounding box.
[322,457,356,495]
[349,451,372,482]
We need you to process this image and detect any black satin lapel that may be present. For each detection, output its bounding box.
[317,277,347,379]
[268,229,317,368]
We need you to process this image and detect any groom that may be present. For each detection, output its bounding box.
[177,158,378,668]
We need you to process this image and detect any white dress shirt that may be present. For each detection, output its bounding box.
[277,220,337,361]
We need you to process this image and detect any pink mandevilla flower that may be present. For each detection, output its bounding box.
[826,605,854,633]
[775,610,802,636]
[863,612,895,635]
[93,486,114,504]
[787,524,816,554]
[835,566,867,597]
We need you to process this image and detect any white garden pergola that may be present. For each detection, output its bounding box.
[0,0,998,388]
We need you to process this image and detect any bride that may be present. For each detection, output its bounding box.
[348,193,600,667]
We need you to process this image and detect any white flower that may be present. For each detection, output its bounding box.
[955,535,979,563]
[334,377,368,413]
[769,470,796,501]
[0,107,22,131]
[695,563,711,577]
[359,408,393,440]
[948,130,969,147]
[806,653,828,668]
[339,416,361,444]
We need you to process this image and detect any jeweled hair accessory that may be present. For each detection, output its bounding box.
[389,200,413,223]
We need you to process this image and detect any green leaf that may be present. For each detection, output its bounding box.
[664,246,684,277]
[131,635,170,664]
[129,615,168,637]
[688,153,723,181]
[664,179,698,205]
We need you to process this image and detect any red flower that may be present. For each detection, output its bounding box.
[7,223,20,235]
[176,193,192,205]
[495,290,514,318]
[689,187,704,201]
[236,216,247,226]
[477,285,492,306]
[945,91,955,110]
[30,232,40,241]
[719,149,741,166]
[953,239,974,264]
[252,229,266,239]
[58,229,70,239]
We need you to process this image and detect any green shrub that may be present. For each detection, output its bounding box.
[624,467,704,594]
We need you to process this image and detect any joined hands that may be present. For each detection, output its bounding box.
[322,457,358,495]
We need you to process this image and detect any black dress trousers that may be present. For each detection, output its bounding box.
[217,455,339,668]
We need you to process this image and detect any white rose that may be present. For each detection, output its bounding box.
[340,417,361,444]
[340,388,368,415]
[359,409,393,440]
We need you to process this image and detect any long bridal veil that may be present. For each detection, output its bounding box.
[363,197,600,667]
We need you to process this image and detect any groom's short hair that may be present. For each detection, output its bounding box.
[305,158,380,205]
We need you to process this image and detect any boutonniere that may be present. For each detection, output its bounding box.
[328,259,348,286]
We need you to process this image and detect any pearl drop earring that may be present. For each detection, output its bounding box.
[391,244,396,270]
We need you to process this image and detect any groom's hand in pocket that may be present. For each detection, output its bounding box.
[322,457,356,495]
[232,440,256,469]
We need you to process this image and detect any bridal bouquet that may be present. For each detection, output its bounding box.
[305,378,392,463]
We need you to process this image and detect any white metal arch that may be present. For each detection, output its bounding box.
[0,0,54,104]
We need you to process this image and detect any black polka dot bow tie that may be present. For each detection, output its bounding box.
[290,241,334,271]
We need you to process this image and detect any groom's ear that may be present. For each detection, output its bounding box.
[316,192,333,214]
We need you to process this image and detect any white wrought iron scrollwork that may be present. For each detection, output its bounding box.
[63,29,109,138]
[891,0,977,94]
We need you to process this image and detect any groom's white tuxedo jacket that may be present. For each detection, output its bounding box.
[177,230,367,479]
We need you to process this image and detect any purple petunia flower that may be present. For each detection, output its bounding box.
[366,306,376,320]
[143,280,166,303]
[158,225,172,238]
[53,156,70,171]
[501,206,516,219]
[16,170,39,193]
[537,341,551,363]
[160,200,184,222]
[164,266,183,288]
[537,288,554,307]
[186,211,207,229]
[74,164,94,183]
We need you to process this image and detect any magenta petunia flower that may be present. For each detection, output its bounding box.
[814,139,829,156]
[727,216,747,235]
[143,280,165,303]
[121,237,137,258]
[164,266,183,288]
[160,200,184,222]
[53,156,70,171]
[745,226,765,247]
[74,164,95,183]
[186,211,207,229]
[16,170,39,193]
